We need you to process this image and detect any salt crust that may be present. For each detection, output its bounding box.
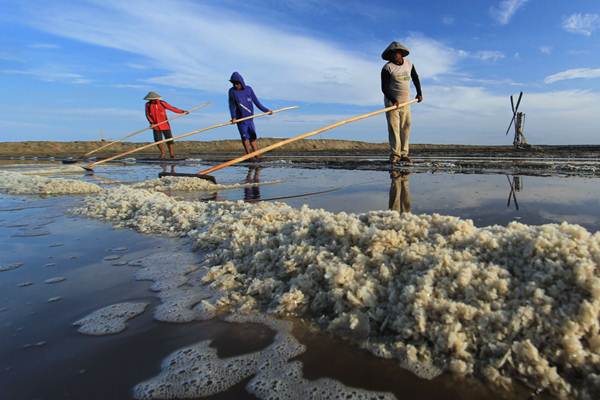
[73,302,148,335]
[17,165,87,175]
[0,171,101,195]
[0,262,24,272]
[44,277,66,284]
[133,313,394,400]
[132,176,281,193]
[76,185,600,399]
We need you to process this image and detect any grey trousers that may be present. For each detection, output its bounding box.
[385,105,412,158]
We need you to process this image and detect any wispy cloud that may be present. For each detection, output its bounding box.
[471,50,505,62]
[1,67,91,84]
[0,52,23,62]
[456,76,522,86]
[539,46,552,55]
[490,0,528,25]
[562,13,600,36]
[544,68,600,84]
[112,83,149,89]
[28,43,60,49]
[442,16,455,25]
[125,62,149,70]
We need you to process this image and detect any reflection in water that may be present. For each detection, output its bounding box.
[160,162,176,175]
[389,170,411,213]
[506,175,522,211]
[244,166,261,201]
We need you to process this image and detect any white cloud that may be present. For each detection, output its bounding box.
[23,0,383,105]
[1,67,91,84]
[544,68,600,84]
[413,87,600,144]
[539,46,552,55]
[403,35,461,77]
[490,0,528,25]
[562,13,600,36]
[21,2,476,106]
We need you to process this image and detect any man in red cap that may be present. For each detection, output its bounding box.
[144,91,188,159]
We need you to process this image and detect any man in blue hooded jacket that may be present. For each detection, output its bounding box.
[228,72,272,159]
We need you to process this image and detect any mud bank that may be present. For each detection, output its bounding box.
[3,139,600,159]
[74,185,600,399]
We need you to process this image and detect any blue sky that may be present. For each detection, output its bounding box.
[1,0,600,144]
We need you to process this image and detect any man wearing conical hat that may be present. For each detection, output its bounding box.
[381,41,423,165]
[144,91,189,159]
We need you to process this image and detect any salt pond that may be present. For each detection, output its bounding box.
[1,159,600,399]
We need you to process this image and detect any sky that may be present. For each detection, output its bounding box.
[1,0,599,145]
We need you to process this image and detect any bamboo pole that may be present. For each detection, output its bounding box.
[82,102,210,158]
[82,106,299,171]
[198,99,418,176]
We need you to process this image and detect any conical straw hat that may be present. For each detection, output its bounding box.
[381,41,410,60]
[144,91,162,100]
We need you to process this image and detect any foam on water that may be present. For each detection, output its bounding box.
[131,252,211,323]
[75,185,600,398]
[247,361,396,400]
[0,171,101,195]
[134,313,395,400]
[132,314,305,399]
[73,302,149,336]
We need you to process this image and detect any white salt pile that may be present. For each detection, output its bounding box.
[76,186,600,399]
[73,302,148,335]
[0,171,101,195]
[132,176,281,193]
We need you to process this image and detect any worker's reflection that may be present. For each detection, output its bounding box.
[389,170,411,213]
[244,166,261,201]
[160,162,176,175]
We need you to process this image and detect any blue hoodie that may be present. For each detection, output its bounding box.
[228,72,270,120]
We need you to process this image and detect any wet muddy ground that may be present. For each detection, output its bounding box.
[2,158,595,399]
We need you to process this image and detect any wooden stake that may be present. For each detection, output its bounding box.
[82,106,299,171]
[198,99,418,176]
[82,102,210,158]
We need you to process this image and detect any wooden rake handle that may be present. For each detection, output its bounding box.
[198,99,418,175]
[83,106,299,170]
[82,102,210,158]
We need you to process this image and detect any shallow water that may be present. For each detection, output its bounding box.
[2,160,594,399]
[78,160,600,231]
